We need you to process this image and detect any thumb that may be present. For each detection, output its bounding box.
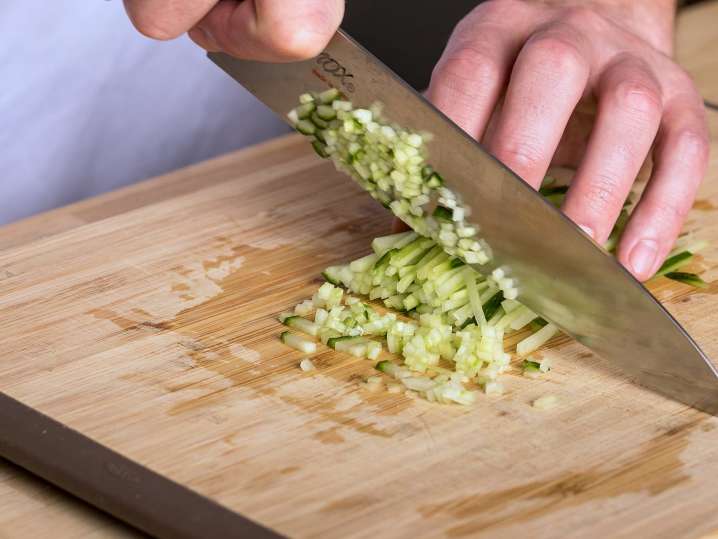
[189,0,344,61]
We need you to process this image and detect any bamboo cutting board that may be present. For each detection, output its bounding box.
[2,3,718,536]
[2,123,718,539]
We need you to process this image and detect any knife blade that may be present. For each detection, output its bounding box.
[208,30,718,415]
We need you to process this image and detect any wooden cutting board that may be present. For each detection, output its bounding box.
[2,3,718,536]
[2,128,718,539]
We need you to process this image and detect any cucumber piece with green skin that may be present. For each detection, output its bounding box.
[322,265,344,285]
[436,268,470,299]
[538,184,569,197]
[604,209,629,252]
[459,318,475,330]
[371,231,416,256]
[295,102,316,119]
[417,251,449,281]
[319,328,341,345]
[327,335,361,349]
[426,172,444,188]
[433,206,453,221]
[282,316,319,336]
[316,104,337,120]
[375,360,399,376]
[665,271,708,288]
[482,291,504,321]
[311,112,329,129]
[397,268,418,293]
[389,237,434,269]
[312,140,329,158]
[319,87,341,104]
[280,331,317,353]
[372,248,395,273]
[295,119,316,136]
[528,318,549,331]
[328,337,369,357]
[522,359,541,373]
[414,245,443,272]
[654,250,693,278]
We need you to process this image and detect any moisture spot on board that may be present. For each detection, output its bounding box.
[321,494,379,513]
[313,426,345,445]
[229,343,262,363]
[418,419,703,536]
[693,199,716,211]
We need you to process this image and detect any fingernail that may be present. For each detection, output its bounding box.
[629,239,658,278]
[578,225,594,240]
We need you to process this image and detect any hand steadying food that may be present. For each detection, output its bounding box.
[123,0,709,281]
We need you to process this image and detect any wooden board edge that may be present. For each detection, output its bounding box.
[0,392,283,539]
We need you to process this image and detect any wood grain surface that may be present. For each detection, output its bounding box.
[1,3,718,537]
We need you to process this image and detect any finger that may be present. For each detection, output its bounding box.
[616,98,709,280]
[123,0,217,40]
[426,25,523,141]
[562,56,663,244]
[193,0,344,61]
[485,28,590,189]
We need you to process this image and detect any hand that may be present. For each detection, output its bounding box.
[123,0,344,61]
[427,0,709,281]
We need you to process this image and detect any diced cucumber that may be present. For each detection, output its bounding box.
[282,316,319,336]
[295,119,316,135]
[280,331,317,354]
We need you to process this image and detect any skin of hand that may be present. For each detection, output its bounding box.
[122,0,344,61]
[427,0,709,281]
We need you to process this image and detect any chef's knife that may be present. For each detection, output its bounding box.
[209,30,718,415]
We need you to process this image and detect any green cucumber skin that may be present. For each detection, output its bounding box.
[522,359,541,373]
[665,271,708,288]
[655,250,693,277]
[327,335,356,349]
[482,291,504,320]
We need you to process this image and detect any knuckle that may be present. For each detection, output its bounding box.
[493,136,545,173]
[582,173,626,213]
[643,197,691,227]
[674,128,710,163]
[524,33,585,73]
[608,79,663,117]
[432,45,502,95]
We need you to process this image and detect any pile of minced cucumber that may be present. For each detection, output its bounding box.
[279,89,707,406]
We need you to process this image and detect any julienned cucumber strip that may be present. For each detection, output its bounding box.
[482,291,504,321]
[665,271,708,289]
[654,251,693,278]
